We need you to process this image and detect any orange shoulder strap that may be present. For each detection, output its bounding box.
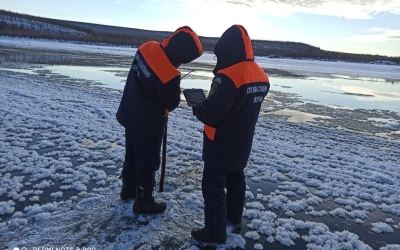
[139,41,180,84]
[218,61,269,88]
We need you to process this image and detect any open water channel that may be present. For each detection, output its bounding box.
[1,44,400,249]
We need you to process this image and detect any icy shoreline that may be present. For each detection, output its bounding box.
[1,69,400,249]
[1,37,400,81]
[1,36,400,249]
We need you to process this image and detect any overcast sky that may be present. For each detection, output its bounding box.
[1,0,400,57]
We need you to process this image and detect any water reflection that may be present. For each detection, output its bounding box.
[1,53,72,64]
[181,79,211,91]
[272,77,400,112]
[1,63,400,113]
[332,74,400,85]
[45,65,127,90]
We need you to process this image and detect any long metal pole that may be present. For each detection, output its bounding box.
[158,70,194,192]
[159,124,167,192]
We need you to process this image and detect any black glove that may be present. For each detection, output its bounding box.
[192,102,200,115]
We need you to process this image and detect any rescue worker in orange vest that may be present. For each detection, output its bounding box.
[191,25,270,243]
[116,26,203,214]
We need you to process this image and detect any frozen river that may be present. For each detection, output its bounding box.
[1,38,400,250]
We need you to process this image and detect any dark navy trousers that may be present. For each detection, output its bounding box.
[122,129,163,189]
[202,163,246,235]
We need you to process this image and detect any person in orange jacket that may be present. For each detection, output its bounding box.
[191,25,270,243]
[116,26,203,214]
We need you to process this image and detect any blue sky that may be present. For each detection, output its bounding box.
[1,0,400,57]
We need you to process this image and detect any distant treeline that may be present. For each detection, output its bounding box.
[0,9,94,35]
[251,41,400,63]
[0,20,163,45]
[0,9,165,45]
[1,9,399,64]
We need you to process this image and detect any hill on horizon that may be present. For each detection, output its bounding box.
[0,9,399,64]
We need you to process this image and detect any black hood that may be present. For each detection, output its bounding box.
[213,25,254,75]
[162,26,203,66]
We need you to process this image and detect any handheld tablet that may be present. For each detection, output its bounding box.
[183,88,206,106]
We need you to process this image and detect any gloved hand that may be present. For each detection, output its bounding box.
[192,102,200,115]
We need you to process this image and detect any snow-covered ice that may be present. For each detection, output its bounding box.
[0,37,400,249]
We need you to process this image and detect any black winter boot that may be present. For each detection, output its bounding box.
[133,187,167,214]
[227,220,242,234]
[120,173,136,201]
[191,227,227,244]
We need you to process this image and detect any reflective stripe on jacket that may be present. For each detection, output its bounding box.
[193,24,270,171]
[116,27,203,137]
[195,62,269,170]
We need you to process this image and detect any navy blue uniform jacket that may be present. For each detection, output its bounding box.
[116,27,203,137]
[193,25,270,171]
